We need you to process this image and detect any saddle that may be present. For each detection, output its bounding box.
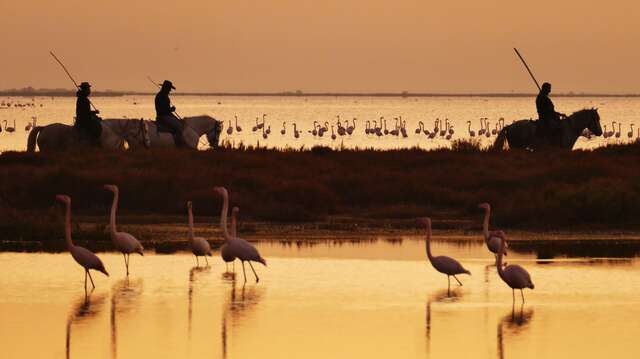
[153,121,185,147]
[155,121,174,134]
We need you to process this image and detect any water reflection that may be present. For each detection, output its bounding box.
[66,293,107,359]
[497,308,535,359]
[187,266,210,339]
[110,278,143,359]
[425,288,463,354]
[221,277,265,358]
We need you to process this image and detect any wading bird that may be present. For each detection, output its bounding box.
[56,195,108,292]
[187,201,212,266]
[4,120,15,133]
[493,231,534,306]
[235,116,242,132]
[221,206,240,272]
[214,187,266,283]
[420,217,470,294]
[280,122,286,135]
[478,202,507,259]
[104,185,144,276]
[226,120,233,135]
[293,123,300,139]
[467,121,475,137]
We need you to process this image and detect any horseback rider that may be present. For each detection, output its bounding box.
[74,82,102,146]
[536,82,566,143]
[155,80,184,146]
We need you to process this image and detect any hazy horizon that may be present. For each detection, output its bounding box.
[4,1,639,94]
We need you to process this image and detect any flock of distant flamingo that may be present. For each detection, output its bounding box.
[57,186,531,307]
[223,114,640,144]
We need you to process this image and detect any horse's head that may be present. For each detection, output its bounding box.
[206,119,223,149]
[586,108,603,136]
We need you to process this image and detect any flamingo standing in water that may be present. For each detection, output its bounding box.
[293,123,300,139]
[346,119,355,135]
[226,120,233,135]
[214,187,266,283]
[56,195,108,291]
[493,231,534,305]
[234,116,242,132]
[478,203,507,259]
[187,201,212,266]
[280,122,286,135]
[104,185,144,276]
[420,217,471,294]
[467,121,475,137]
[221,206,240,272]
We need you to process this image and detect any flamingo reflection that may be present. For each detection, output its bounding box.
[221,276,265,358]
[188,266,211,339]
[497,308,534,359]
[66,293,107,359]
[425,288,462,354]
[110,278,143,359]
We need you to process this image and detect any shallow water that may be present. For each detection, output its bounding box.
[1,238,640,358]
[1,95,639,151]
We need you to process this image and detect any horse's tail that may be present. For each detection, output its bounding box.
[27,126,43,152]
[493,126,508,151]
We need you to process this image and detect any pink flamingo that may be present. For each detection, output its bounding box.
[494,231,534,305]
[187,201,212,266]
[56,195,108,291]
[420,217,471,294]
[104,185,144,276]
[214,187,267,282]
[221,207,240,272]
[478,203,507,258]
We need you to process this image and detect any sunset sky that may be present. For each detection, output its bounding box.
[3,0,639,93]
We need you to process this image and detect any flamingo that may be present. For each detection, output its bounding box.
[187,201,212,266]
[4,120,15,133]
[234,116,242,132]
[310,121,318,136]
[262,125,268,139]
[383,119,389,135]
[293,123,300,138]
[221,207,239,272]
[104,185,144,276]
[615,123,621,139]
[56,195,108,291]
[331,125,336,140]
[280,121,286,135]
[400,119,408,138]
[478,118,486,136]
[493,231,534,305]
[478,202,507,258]
[346,118,355,135]
[259,114,266,129]
[252,117,259,132]
[627,124,634,140]
[226,120,233,135]
[447,119,454,135]
[607,122,616,137]
[365,120,371,135]
[415,121,424,134]
[390,118,399,136]
[265,125,271,135]
[25,117,36,131]
[467,121,475,137]
[214,187,266,283]
[603,125,609,139]
[420,217,471,294]
[485,121,491,137]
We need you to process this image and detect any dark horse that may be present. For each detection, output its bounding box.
[493,109,603,150]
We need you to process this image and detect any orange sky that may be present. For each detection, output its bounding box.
[3,0,640,93]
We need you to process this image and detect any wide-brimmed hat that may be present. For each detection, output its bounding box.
[161,80,176,90]
[79,82,91,89]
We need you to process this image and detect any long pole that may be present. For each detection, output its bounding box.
[513,48,541,91]
[147,76,182,120]
[49,51,99,111]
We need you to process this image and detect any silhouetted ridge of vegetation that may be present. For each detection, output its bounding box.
[1,143,639,242]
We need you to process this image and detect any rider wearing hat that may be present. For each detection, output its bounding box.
[75,82,102,146]
[155,80,184,146]
[536,82,565,143]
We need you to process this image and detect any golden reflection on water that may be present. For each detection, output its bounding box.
[2,239,640,358]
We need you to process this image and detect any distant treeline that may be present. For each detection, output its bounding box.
[3,87,640,98]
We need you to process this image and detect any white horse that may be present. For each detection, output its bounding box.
[27,119,150,152]
[142,115,223,149]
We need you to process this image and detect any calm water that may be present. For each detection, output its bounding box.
[1,95,639,151]
[2,238,640,358]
